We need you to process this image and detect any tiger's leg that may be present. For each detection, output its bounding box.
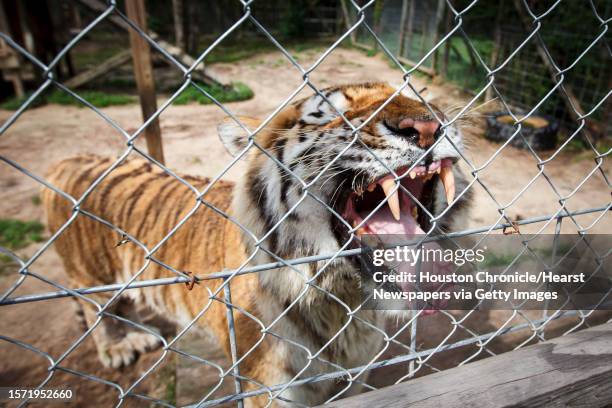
[78,294,161,368]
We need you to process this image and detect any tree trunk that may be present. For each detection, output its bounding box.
[172,0,185,53]
[186,0,199,55]
[485,1,504,101]
[431,0,446,75]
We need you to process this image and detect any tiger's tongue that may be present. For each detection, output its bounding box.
[359,205,424,235]
[359,206,451,314]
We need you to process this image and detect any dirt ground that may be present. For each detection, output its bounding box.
[0,47,610,407]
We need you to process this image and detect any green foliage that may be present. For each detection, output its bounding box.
[164,375,176,406]
[1,91,135,110]
[373,0,385,23]
[0,254,17,276]
[446,1,608,129]
[173,82,254,105]
[0,95,46,110]
[479,252,516,268]
[279,0,307,38]
[46,91,135,107]
[0,219,45,250]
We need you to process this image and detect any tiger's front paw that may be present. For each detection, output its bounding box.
[98,331,162,368]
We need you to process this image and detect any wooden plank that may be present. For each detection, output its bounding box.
[64,49,131,89]
[76,0,224,87]
[125,0,164,165]
[322,322,612,407]
[0,0,24,97]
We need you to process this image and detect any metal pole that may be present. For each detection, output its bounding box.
[224,280,244,408]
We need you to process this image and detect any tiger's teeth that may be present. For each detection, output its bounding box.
[409,171,417,179]
[440,166,456,204]
[380,178,401,221]
[412,206,418,219]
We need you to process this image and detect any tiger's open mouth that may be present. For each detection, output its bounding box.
[341,158,455,238]
[338,158,456,313]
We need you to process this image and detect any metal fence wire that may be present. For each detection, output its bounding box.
[0,0,610,407]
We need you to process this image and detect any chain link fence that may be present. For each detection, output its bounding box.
[354,0,611,136]
[0,0,610,407]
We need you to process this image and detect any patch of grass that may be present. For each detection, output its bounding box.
[45,91,134,107]
[0,219,45,250]
[1,90,135,111]
[0,95,46,110]
[164,375,176,406]
[174,82,253,105]
[0,253,18,276]
[479,252,516,268]
[596,139,612,154]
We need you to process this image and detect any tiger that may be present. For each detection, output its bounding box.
[43,82,471,407]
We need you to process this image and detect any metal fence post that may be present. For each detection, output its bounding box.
[224,280,244,408]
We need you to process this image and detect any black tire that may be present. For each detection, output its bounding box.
[485,111,559,150]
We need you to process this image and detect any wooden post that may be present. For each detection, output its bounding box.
[0,0,24,97]
[125,0,165,165]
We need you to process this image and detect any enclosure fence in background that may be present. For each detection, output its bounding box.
[353,0,611,134]
[0,0,610,407]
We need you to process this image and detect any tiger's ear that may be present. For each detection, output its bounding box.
[217,116,261,157]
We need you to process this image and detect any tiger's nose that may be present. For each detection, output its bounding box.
[398,118,441,149]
